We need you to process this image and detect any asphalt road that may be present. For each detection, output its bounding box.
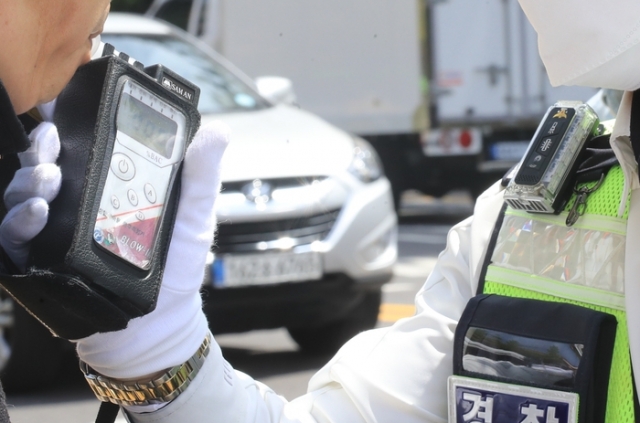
[5,193,473,423]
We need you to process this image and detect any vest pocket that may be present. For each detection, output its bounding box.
[452,294,617,423]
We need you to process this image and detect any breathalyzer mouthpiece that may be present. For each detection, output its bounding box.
[91,36,103,59]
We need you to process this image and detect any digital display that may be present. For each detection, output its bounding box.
[463,327,583,388]
[117,92,177,159]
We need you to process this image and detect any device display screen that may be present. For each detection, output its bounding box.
[117,92,177,159]
[94,79,187,270]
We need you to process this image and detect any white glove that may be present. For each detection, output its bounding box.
[0,121,62,270]
[76,121,230,384]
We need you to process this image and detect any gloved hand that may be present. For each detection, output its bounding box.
[76,121,229,383]
[0,121,62,271]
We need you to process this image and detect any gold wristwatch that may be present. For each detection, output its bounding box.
[80,333,211,406]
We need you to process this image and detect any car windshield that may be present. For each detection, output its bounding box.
[101,34,269,114]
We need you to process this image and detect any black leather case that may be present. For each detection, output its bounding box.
[0,54,200,339]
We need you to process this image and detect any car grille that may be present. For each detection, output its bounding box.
[221,176,327,193]
[214,209,341,254]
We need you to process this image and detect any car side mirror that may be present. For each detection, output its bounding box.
[255,76,298,106]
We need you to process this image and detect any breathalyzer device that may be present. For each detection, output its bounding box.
[503,101,601,214]
[27,44,201,315]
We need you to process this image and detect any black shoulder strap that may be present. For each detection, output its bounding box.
[574,133,617,184]
[630,89,640,181]
[630,89,640,420]
[95,402,120,423]
[476,202,507,295]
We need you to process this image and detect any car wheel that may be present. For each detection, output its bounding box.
[287,289,382,355]
[0,292,66,392]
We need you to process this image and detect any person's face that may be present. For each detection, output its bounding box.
[0,0,111,114]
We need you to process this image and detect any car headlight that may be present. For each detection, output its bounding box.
[348,138,383,183]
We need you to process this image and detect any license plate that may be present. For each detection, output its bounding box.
[422,128,482,156]
[489,141,529,161]
[448,376,578,423]
[212,251,322,287]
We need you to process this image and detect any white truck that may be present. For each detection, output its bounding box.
[144,0,597,203]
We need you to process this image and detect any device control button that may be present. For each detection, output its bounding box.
[144,183,157,204]
[525,153,547,170]
[540,107,575,137]
[111,195,121,209]
[111,153,136,181]
[135,211,145,221]
[128,189,139,206]
[536,135,559,156]
[541,119,567,137]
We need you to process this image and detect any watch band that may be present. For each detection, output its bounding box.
[80,333,212,406]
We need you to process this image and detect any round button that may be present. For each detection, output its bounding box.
[111,153,136,181]
[111,195,120,209]
[144,183,157,204]
[135,211,145,221]
[127,189,139,206]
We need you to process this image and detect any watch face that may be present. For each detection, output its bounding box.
[93,78,187,270]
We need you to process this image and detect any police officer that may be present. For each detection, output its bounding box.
[3,0,640,422]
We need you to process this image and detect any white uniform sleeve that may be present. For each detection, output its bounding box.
[126,182,506,423]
